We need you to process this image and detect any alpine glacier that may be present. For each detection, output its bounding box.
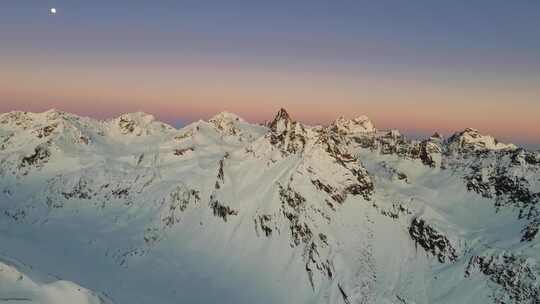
[0,108,538,304]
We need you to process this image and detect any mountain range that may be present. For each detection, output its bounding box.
[0,108,539,304]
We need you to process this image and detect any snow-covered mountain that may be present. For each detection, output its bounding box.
[0,255,113,304]
[0,108,539,304]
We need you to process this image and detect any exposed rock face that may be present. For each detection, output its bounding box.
[209,112,244,136]
[378,202,412,219]
[331,115,375,134]
[0,111,35,130]
[522,219,540,242]
[255,214,273,237]
[33,123,58,138]
[112,112,174,136]
[268,108,294,133]
[461,149,540,242]
[277,183,336,291]
[309,132,374,203]
[173,147,194,156]
[279,184,310,246]
[161,186,201,227]
[210,196,238,222]
[447,128,517,153]
[20,144,51,172]
[267,108,308,155]
[116,113,151,135]
[118,116,138,135]
[466,254,540,304]
[348,129,445,169]
[419,136,443,167]
[409,218,458,263]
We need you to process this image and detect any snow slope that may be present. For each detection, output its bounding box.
[0,108,539,304]
[0,255,112,304]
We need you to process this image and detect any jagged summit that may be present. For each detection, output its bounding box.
[274,107,292,121]
[1,109,65,120]
[268,108,294,133]
[109,112,174,136]
[0,109,526,153]
[0,109,87,133]
[113,111,156,123]
[331,115,375,134]
[208,111,257,138]
[431,132,443,140]
[209,111,245,124]
[447,128,517,152]
[263,108,310,155]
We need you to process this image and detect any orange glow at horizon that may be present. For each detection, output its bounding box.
[1,56,539,147]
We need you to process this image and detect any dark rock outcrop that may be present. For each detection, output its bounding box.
[20,144,51,170]
[409,218,457,263]
[465,254,540,303]
[267,109,308,155]
[209,196,238,222]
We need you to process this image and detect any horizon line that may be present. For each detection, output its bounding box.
[1,107,539,151]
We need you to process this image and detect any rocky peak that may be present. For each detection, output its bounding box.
[447,128,517,152]
[331,115,375,134]
[43,109,71,121]
[209,111,245,124]
[0,110,81,132]
[111,112,173,136]
[117,112,156,124]
[209,112,246,136]
[269,108,294,134]
[430,132,443,141]
[0,111,34,130]
[265,108,310,155]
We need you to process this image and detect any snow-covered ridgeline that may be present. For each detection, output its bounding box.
[0,108,538,304]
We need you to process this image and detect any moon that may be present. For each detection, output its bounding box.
[50,8,57,14]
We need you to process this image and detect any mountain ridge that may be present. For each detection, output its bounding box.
[1,108,539,304]
[0,108,525,152]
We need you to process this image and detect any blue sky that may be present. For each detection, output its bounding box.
[1,1,539,148]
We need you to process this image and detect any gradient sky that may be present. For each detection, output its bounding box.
[1,1,539,148]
